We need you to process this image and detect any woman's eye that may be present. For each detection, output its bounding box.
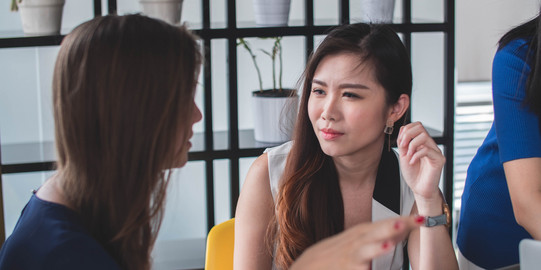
[343,92,360,98]
[311,88,325,95]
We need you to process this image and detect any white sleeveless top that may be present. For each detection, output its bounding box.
[265,141,415,270]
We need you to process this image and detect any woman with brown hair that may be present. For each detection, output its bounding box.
[234,23,458,270]
[0,14,202,269]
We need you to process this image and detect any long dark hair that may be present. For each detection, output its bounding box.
[53,14,201,270]
[498,9,541,125]
[270,23,412,269]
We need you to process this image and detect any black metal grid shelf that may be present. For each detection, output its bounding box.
[0,0,455,247]
[0,23,450,49]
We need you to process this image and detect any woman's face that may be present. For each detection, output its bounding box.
[308,53,391,159]
[176,99,202,167]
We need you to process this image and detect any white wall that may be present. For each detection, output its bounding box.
[457,0,541,82]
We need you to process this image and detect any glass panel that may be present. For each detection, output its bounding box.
[153,161,206,269]
[410,32,445,135]
[0,0,93,36]
[211,0,227,28]
[2,171,54,237]
[117,0,202,29]
[211,39,230,150]
[157,161,207,241]
[314,35,326,51]
[350,0,402,24]
[0,47,57,148]
[213,159,231,225]
[314,0,338,25]
[236,0,304,28]
[411,0,444,23]
[237,36,305,149]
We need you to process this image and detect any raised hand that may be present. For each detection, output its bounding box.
[396,122,445,203]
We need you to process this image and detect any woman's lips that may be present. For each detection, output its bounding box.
[320,128,344,140]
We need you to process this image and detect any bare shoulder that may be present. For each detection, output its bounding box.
[240,153,271,196]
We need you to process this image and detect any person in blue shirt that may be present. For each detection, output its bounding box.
[457,8,541,270]
[0,14,425,270]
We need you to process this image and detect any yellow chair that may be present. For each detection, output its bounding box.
[205,218,235,270]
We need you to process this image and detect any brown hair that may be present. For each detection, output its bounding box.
[270,23,412,269]
[53,14,201,270]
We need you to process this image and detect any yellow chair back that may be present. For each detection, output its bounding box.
[205,218,235,270]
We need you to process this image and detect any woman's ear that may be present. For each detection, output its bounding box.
[388,94,410,121]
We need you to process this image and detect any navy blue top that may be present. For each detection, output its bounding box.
[0,194,121,269]
[457,38,541,268]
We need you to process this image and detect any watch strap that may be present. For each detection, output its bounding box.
[424,203,451,228]
[425,214,448,227]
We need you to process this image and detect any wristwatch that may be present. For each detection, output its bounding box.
[424,203,450,228]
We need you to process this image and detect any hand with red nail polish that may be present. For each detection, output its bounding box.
[290,216,422,270]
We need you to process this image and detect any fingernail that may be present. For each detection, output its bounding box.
[415,216,425,224]
[394,220,403,230]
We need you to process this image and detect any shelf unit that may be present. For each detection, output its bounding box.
[0,0,455,251]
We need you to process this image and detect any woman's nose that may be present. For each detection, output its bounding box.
[192,103,203,124]
[321,98,338,121]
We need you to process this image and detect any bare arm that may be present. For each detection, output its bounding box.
[505,157,541,239]
[233,154,274,270]
[397,122,458,270]
[407,202,457,270]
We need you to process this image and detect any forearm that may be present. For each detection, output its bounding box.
[414,226,457,270]
[409,199,458,270]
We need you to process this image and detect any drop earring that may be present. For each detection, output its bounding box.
[384,120,394,151]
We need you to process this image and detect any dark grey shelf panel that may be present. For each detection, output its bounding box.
[0,129,285,174]
[0,127,445,174]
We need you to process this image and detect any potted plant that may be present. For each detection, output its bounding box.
[238,37,299,143]
[139,0,184,25]
[253,0,291,26]
[359,0,395,23]
[11,0,66,35]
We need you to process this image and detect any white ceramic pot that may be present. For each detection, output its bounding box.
[17,0,65,35]
[140,0,183,25]
[359,0,396,23]
[252,91,298,143]
[253,0,291,27]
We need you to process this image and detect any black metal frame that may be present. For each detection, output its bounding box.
[0,0,455,245]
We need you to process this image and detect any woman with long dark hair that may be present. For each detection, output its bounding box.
[235,23,458,270]
[0,14,203,270]
[457,9,541,270]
